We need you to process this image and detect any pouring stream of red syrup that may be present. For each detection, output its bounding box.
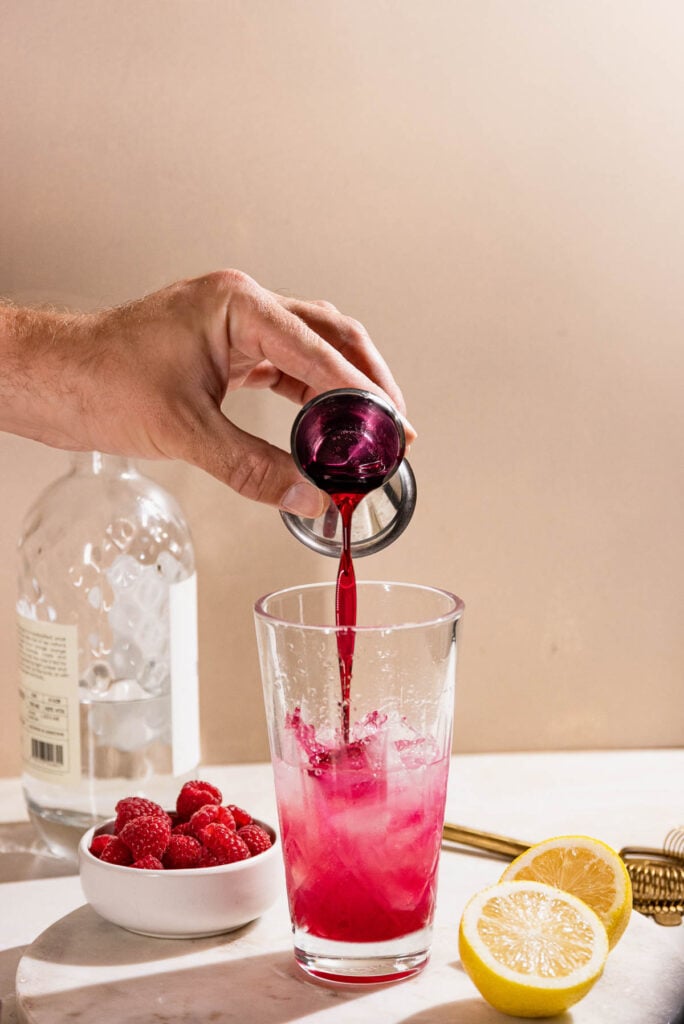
[332,492,365,742]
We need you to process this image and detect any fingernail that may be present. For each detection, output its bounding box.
[400,414,418,443]
[280,482,326,518]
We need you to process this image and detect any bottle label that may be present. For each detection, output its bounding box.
[169,572,200,774]
[17,616,82,786]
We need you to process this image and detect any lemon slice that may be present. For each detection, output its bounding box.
[500,835,632,948]
[459,881,609,1018]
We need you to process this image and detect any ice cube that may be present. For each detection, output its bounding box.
[107,597,139,638]
[87,586,102,610]
[110,639,144,680]
[132,568,167,612]
[396,735,439,769]
[141,659,169,696]
[86,680,167,751]
[107,554,142,590]
[105,679,150,701]
[134,617,168,659]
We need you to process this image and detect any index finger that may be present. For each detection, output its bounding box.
[227,283,416,439]
[274,295,407,417]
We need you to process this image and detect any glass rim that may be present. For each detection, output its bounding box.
[253,580,464,632]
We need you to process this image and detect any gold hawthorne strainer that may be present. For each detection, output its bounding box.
[442,822,684,926]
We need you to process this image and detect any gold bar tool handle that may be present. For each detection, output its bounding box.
[442,822,529,859]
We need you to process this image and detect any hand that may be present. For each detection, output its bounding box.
[0,270,413,516]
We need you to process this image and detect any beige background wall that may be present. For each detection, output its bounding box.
[1,1,683,774]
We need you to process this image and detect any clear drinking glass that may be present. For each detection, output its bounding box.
[254,581,464,983]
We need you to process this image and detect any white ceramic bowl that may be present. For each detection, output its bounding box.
[78,818,281,938]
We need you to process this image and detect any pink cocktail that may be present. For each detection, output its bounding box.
[254,582,464,983]
[275,725,449,949]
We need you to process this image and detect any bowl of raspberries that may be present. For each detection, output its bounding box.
[78,779,281,937]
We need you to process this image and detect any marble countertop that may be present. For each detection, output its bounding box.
[1,750,683,1023]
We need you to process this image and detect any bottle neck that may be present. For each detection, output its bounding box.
[69,452,138,477]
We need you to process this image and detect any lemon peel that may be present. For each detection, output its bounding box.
[500,834,632,948]
[459,880,609,1018]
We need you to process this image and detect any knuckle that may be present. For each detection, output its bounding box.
[335,315,370,353]
[308,303,371,347]
[342,316,368,340]
[221,267,254,290]
[312,299,339,313]
[201,268,256,298]
[230,453,274,503]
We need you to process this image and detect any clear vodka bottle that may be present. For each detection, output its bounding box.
[17,453,200,859]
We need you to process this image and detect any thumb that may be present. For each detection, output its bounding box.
[189,409,327,517]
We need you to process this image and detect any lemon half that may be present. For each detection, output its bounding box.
[500,834,632,948]
[459,880,609,1018]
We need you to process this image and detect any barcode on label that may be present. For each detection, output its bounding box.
[31,739,64,765]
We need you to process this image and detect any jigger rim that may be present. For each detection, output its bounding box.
[290,387,406,482]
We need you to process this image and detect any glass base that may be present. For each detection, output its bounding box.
[293,925,431,984]
[26,800,101,862]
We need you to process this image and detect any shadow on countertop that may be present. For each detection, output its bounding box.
[0,823,77,883]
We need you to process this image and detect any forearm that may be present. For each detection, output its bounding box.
[0,274,409,512]
[0,304,96,449]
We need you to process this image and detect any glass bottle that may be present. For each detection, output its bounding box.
[17,452,200,859]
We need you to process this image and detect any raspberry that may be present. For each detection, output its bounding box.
[198,823,251,864]
[162,834,203,869]
[89,834,113,858]
[120,813,172,861]
[176,780,223,820]
[238,824,272,856]
[99,835,134,865]
[172,821,195,836]
[226,804,252,828]
[114,796,170,834]
[132,855,164,870]
[106,784,265,869]
[196,848,222,868]
[188,803,235,837]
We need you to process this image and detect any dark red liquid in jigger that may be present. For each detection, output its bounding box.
[294,393,404,741]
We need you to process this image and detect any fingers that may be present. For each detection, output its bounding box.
[183,405,327,516]
[226,284,416,441]
[240,361,310,405]
[274,295,407,416]
[189,271,415,438]
[228,286,370,396]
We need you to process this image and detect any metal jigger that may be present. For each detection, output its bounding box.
[280,388,417,558]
